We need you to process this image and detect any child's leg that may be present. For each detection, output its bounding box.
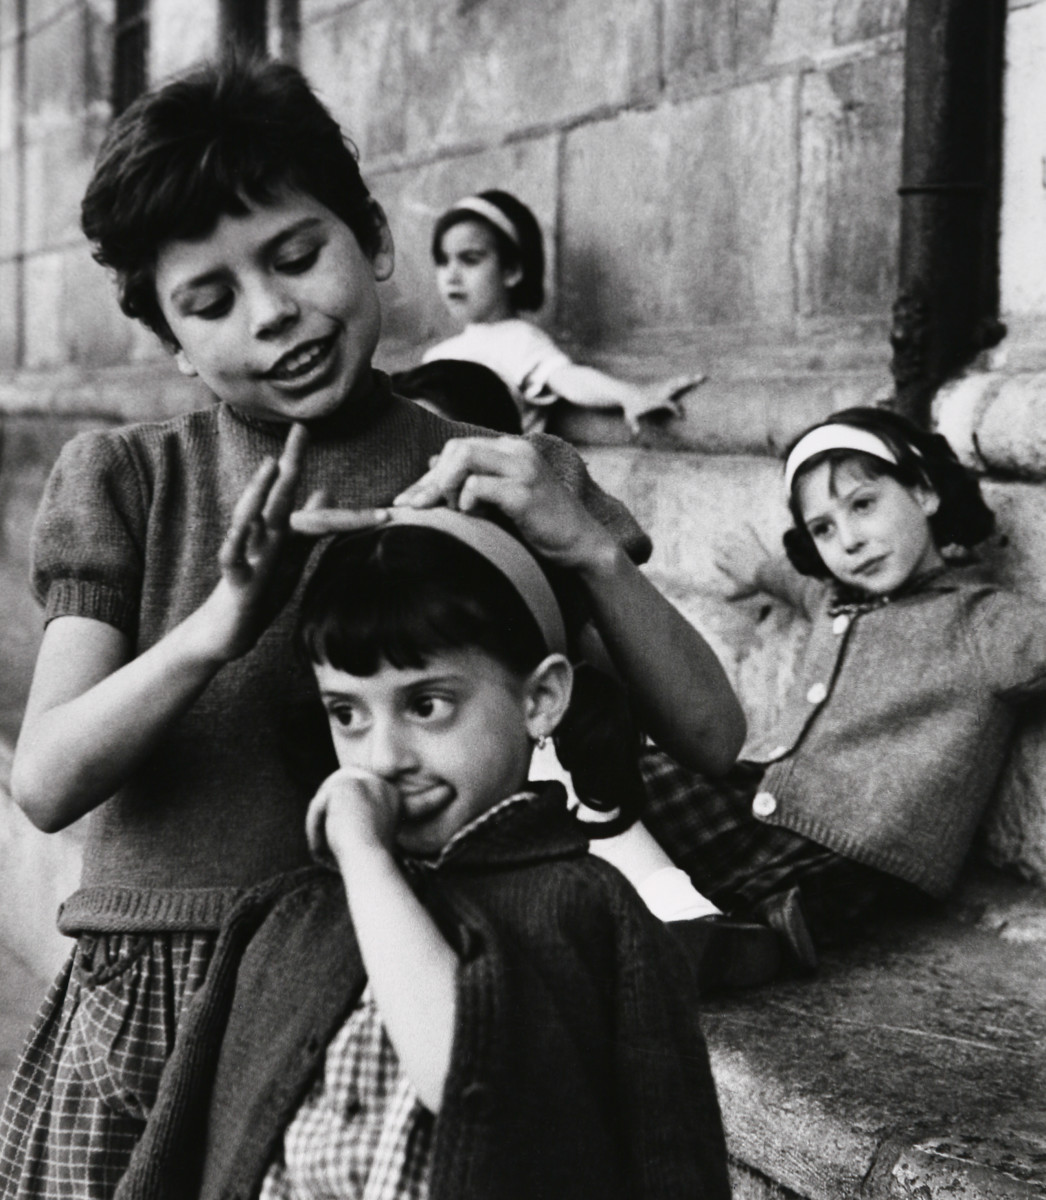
[0,932,214,1200]
[584,820,720,920]
[532,738,719,919]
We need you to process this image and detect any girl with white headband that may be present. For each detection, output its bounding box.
[640,405,1046,975]
[423,190,701,434]
[114,511,732,1200]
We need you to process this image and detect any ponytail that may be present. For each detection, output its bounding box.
[553,661,645,838]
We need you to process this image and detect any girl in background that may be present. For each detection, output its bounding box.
[642,406,1046,972]
[424,190,701,434]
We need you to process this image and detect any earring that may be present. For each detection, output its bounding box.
[536,734,548,750]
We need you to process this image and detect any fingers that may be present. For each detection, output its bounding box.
[220,457,279,572]
[305,789,332,862]
[290,507,390,536]
[262,423,309,527]
[393,436,530,509]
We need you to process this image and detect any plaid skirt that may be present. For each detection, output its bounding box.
[639,748,923,946]
[0,931,215,1200]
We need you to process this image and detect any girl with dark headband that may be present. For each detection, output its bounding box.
[641,406,1046,974]
[114,508,732,1200]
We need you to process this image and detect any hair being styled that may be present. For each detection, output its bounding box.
[783,406,996,579]
[81,56,386,350]
[298,526,643,828]
[390,360,522,434]
[431,190,546,313]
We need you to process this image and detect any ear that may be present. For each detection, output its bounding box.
[502,262,523,290]
[368,201,395,281]
[915,484,940,517]
[174,348,198,378]
[523,654,573,743]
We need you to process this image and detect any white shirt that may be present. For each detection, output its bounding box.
[423,319,572,433]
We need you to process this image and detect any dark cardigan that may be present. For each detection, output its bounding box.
[115,787,730,1200]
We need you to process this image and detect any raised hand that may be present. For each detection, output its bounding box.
[392,436,615,573]
[306,766,403,865]
[198,422,316,660]
[714,522,773,601]
[620,373,704,435]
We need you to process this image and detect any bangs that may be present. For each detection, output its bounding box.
[299,528,549,678]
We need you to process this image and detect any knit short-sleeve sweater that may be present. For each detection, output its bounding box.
[30,373,649,935]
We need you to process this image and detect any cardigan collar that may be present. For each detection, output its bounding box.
[407,782,588,874]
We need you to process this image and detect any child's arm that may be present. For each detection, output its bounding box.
[544,363,700,435]
[306,767,457,1113]
[715,523,822,618]
[388,438,745,774]
[12,427,374,832]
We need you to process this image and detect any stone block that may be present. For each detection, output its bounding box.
[23,1,107,120]
[559,80,798,346]
[59,242,137,368]
[22,251,63,369]
[0,259,19,368]
[0,782,81,980]
[832,0,906,45]
[371,137,559,353]
[149,0,219,80]
[0,147,20,258]
[0,40,17,155]
[21,116,106,253]
[796,52,904,320]
[664,0,836,85]
[300,0,660,162]
[1000,3,1046,319]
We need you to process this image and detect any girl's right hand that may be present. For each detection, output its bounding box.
[306,766,402,865]
[194,423,316,662]
[391,436,616,576]
[714,522,773,600]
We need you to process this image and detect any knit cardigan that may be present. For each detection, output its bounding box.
[30,373,650,934]
[113,786,730,1200]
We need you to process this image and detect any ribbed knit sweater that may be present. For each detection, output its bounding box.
[31,373,649,934]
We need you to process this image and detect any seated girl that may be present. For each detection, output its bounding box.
[640,406,1046,972]
[423,190,701,434]
[113,510,732,1200]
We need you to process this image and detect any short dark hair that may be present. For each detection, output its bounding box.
[783,405,996,578]
[431,190,546,313]
[81,56,386,350]
[299,526,643,827]
[390,360,522,434]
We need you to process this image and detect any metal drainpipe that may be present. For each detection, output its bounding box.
[889,0,1007,427]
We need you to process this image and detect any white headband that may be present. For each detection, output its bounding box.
[386,507,566,655]
[446,196,521,247]
[784,426,899,493]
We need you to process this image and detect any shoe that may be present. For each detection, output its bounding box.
[752,887,818,974]
[668,914,783,993]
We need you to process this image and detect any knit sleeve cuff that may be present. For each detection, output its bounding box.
[43,578,139,635]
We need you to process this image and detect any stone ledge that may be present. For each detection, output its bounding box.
[936,370,1046,482]
[706,869,1046,1199]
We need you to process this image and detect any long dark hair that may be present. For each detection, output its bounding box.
[298,526,643,828]
[783,406,996,579]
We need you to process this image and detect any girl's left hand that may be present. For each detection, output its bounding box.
[620,374,704,434]
[306,766,402,864]
[391,437,616,573]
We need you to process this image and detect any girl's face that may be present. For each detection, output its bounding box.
[154,189,393,423]
[434,219,519,326]
[313,647,568,856]
[796,457,944,595]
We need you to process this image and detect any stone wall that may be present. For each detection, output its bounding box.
[4,0,1046,984]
